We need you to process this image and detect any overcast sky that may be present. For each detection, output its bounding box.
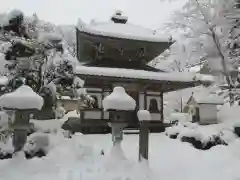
[0,0,186,29]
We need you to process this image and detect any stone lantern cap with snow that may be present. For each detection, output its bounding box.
[0,85,44,111]
[102,86,136,123]
[0,85,44,130]
[137,110,151,121]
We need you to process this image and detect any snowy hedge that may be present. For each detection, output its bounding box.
[165,122,237,150]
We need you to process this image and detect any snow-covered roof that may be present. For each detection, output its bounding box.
[102,86,136,111]
[77,18,170,42]
[191,93,224,105]
[0,85,44,110]
[74,65,214,83]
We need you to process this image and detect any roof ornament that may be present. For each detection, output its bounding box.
[111,10,128,24]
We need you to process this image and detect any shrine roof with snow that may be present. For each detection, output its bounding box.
[74,65,214,84]
[76,19,170,43]
[75,12,214,92]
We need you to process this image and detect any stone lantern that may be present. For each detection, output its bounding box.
[102,86,136,146]
[0,85,43,152]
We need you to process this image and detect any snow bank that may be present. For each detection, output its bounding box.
[0,85,44,110]
[166,120,238,145]
[218,104,240,123]
[194,73,215,82]
[65,110,80,118]
[165,124,183,136]
[102,87,136,111]
[1,133,240,180]
[30,119,66,133]
[137,110,151,121]
[169,112,192,123]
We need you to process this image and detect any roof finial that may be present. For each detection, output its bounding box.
[111,10,128,24]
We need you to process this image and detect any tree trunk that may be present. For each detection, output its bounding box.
[210,29,234,106]
[194,0,234,106]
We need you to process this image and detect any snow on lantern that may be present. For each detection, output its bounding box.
[102,86,136,146]
[0,85,43,152]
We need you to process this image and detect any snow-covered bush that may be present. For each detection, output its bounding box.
[24,132,49,158]
[0,137,14,159]
[165,121,237,150]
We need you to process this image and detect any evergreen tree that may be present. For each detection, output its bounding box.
[0,9,93,112]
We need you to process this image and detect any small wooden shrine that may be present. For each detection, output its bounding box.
[184,93,224,125]
[72,11,213,134]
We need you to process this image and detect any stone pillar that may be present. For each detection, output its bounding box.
[111,124,124,146]
[139,121,149,161]
[12,110,31,152]
[12,129,28,152]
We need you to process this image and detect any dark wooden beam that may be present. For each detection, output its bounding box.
[160,92,164,122]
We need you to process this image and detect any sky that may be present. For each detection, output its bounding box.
[0,0,187,29]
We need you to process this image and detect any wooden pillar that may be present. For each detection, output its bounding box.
[144,91,147,110]
[101,88,104,120]
[160,92,164,122]
[139,121,149,161]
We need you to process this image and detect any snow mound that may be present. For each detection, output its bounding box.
[30,119,66,133]
[218,104,240,123]
[0,85,44,110]
[195,73,215,82]
[169,112,192,123]
[65,110,80,118]
[24,132,49,154]
[102,86,136,111]
[166,120,238,146]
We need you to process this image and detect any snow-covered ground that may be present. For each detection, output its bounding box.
[1,133,240,180]
[0,102,239,180]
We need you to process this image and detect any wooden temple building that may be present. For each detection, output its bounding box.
[68,12,213,134]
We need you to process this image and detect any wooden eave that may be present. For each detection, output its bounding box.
[77,73,200,93]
